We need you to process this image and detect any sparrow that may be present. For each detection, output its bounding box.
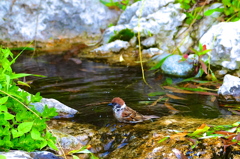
[108,97,159,123]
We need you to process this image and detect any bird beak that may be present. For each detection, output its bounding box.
[108,103,113,107]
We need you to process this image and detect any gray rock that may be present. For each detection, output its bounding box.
[0,0,120,42]
[30,98,78,118]
[200,20,240,71]
[151,53,198,77]
[218,74,240,102]
[93,40,130,53]
[30,151,63,159]
[142,48,162,57]
[174,3,223,54]
[101,0,185,52]
[141,36,157,47]
[0,151,32,159]
[0,150,62,159]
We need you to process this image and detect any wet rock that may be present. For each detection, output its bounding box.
[46,115,240,159]
[200,20,240,71]
[149,53,198,77]
[0,150,32,159]
[0,0,120,49]
[47,120,97,155]
[30,98,78,118]
[0,151,62,159]
[218,74,240,102]
[30,151,63,159]
[92,40,130,53]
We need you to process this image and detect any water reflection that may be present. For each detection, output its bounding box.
[12,53,224,127]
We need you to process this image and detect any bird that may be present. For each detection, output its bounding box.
[108,97,159,123]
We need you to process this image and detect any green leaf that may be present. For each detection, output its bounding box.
[0,155,6,159]
[40,140,48,149]
[5,75,10,91]
[90,154,99,159]
[232,122,240,127]
[158,137,169,143]
[31,128,44,140]
[3,112,15,120]
[69,146,88,154]
[17,81,31,87]
[10,73,33,79]
[11,129,23,138]
[18,122,33,134]
[72,155,80,159]
[10,47,35,51]
[42,106,58,118]
[0,97,8,105]
[189,125,210,137]
[204,8,224,16]
[0,105,8,112]
[150,55,172,70]
[165,77,173,85]
[148,91,165,97]
[47,139,58,150]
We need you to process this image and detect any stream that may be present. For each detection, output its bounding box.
[13,53,226,127]
[11,52,240,158]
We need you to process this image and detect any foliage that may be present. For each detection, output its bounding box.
[176,0,240,24]
[0,48,58,152]
[10,47,35,51]
[175,0,203,25]
[159,122,240,151]
[108,28,135,43]
[100,0,141,11]
[68,145,99,159]
[205,0,240,22]
[149,54,173,70]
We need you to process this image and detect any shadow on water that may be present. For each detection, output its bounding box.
[13,53,225,127]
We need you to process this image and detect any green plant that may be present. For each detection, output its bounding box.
[204,0,240,21]
[100,0,130,10]
[68,146,99,159]
[108,28,135,43]
[188,43,217,81]
[159,122,240,149]
[177,0,240,23]
[0,48,58,152]
[176,0,203,25]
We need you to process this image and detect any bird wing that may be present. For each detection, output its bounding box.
[121,107,144,123]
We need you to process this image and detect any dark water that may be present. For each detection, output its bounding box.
[12,53,224,127]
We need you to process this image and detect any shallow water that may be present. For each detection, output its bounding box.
[13,53,225,127]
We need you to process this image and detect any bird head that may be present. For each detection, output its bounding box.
[108,97,126,111]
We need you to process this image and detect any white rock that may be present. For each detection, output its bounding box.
[0,0,120,41]
[30,98,78,117]
[142,48,162,57]
[200,20,240,70]
[0,151,31,159]
[101,0,185,54]
[141,36,156,47]
[218,74,240,102]
[93,40,130,53]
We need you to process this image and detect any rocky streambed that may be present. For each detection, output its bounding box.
[47,115,240,159]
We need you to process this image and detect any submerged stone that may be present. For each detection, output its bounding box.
[150,53,198,77]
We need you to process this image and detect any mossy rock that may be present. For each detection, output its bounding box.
[108,28,135,43]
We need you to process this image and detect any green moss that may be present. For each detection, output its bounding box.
[108,28,135,43]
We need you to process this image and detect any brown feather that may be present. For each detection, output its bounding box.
[111,97,125,105]
[110,97,160,123]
